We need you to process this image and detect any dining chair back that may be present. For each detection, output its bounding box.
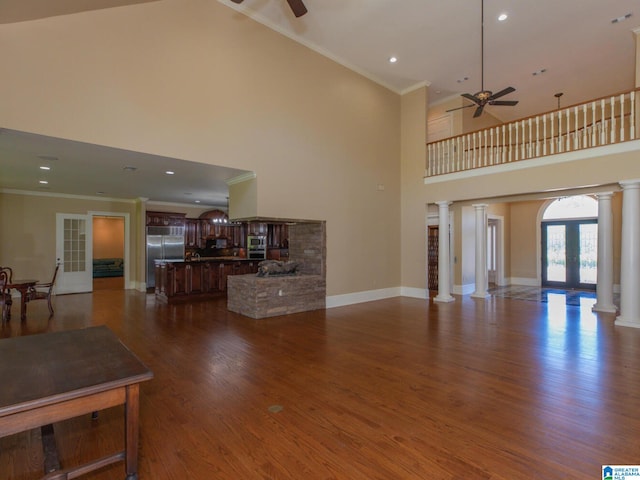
[0,268,12,322]
[28,263,59,317]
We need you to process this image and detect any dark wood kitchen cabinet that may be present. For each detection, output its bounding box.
[155,259,259,303]
[146,211,186,227]
[185,218,200,248]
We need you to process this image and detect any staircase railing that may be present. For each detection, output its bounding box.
[426,89,638,177]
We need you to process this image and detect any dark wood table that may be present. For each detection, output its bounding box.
[6,278,37,320]
[0,326,153,479]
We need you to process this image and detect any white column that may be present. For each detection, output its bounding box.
[616,180,640,327]
[434,201,454,303]
[592,192,617,313]
[471,204,490,299]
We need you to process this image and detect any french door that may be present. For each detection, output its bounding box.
[55,213,93,294]
[541,219,597,290]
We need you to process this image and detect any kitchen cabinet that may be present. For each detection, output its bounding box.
[146,211,186,227]
[155,259,259,303]
[268,224,289,248]
[185,218,200,248]
[248,223,268,236]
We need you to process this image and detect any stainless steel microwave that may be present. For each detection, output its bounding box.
[247,235,266,249]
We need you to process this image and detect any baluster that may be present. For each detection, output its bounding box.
[449,138,456,173]
[463,135,468,170]
[481,129,486,166]
[426,144,431,175]
[582,104,588,148]
[454,137,459,172]
[489,128,493,165]
[565,109,571,152]
[600,99,606,145]
[514,121,519,161]
[620,93,625,142]
[572,106,578,150]
[631,91,636,140]
[523,120,527,159]
[591,102,597,147]
[527,118,532,158]
[500,123,507,163]
[610,96,616,143]
[508,122,513,162]
[541,115,546,156]
[556,110,562,153]
[550,112,555,154]
[472,132,476,169]
[534,116,539,156]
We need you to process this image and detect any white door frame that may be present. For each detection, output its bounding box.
[488,215,505,286]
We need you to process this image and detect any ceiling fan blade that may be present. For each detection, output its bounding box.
[473,105,485,118]
[446,104,476,113]
[462,93,482,105]
[489,100,519,106]
[488,87,515,101]
[229,0,244,3]
[286,0,308,17]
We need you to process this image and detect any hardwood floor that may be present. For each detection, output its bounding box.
[1,290,639,479]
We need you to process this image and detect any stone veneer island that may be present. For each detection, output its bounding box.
[227,221,326,319]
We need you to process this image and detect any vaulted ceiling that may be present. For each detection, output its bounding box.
[1,0,638,204]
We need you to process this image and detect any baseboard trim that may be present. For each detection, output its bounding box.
[326,287,402,308]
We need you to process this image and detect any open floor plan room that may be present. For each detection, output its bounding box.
[1,290,638,479]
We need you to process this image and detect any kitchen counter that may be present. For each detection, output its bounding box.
[154,258,261,303]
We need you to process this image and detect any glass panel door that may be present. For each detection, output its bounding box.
[542,220,596,290]
[545,224,566,283]
[56,213,93,294]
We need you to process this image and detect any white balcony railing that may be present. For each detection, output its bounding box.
[426,89,638,177]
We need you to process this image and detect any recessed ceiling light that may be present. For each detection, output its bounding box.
[389,56,397,63]
[96,191,106,195]
[457,76,469,83]
[532,68,547,76]
[498,13,508,21]
[123,166,137,172]
[165,170,175,175]
[39,166,51,170]
[39,180,48,184]
[195,200,201,204]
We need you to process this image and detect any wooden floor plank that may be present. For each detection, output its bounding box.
[0,290,638,479]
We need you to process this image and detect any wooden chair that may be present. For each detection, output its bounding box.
[0,267,12,322]
[28,264,59,317]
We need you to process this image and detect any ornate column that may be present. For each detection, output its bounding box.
[616,180,640,327]
[592,192,616,313]
[471,204,490,299]
[434,201,454,303]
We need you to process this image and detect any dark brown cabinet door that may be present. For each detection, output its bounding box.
[185,219,200,248]
[188,263,205,294]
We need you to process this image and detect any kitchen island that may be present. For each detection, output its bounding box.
[155,257,260,303]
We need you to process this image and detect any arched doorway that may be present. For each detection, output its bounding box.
[541,196,597,290]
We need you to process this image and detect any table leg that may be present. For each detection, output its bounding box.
[124,384,140,480]
[20,290,28,320]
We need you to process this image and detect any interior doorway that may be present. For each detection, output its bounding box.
[427,225,439,291]
[92,214,127,291]
[541,196,598,290]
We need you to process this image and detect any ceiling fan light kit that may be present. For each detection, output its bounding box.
[230,0,308,17]
[447,0,518,118]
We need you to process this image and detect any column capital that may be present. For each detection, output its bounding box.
[619,179,640,189]
[472,203,489,209]
[435,201,452,207]
[595,191,614,199]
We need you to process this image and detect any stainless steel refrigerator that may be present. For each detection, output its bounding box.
[146,226,185,289]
